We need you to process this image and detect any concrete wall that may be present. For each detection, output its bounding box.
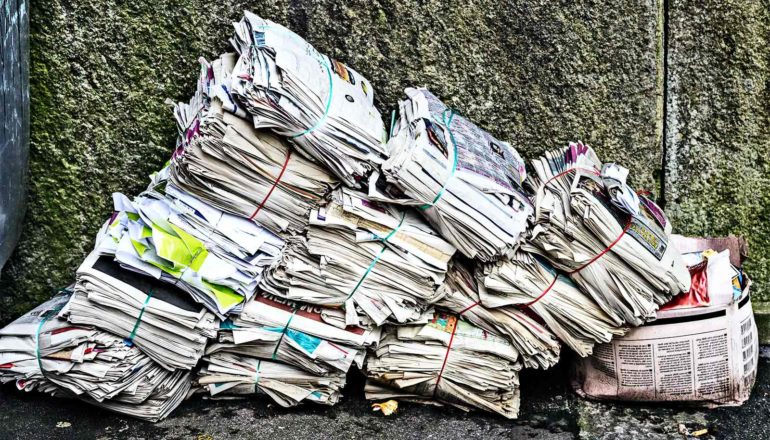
[1,0,766,321]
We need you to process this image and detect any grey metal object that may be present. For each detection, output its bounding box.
[0,0,30,272]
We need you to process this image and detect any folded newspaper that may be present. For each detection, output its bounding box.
[365,312,522,419]
[63,251,218,371]
[260,187,456,326]
[525,142,691,327]
[371,87,532,261]
[479,252,627,356]
[95,171,283,317]
[229,12,387,187]
[434,262,560,369]
[169,53,339,236]
[195,352,345,406]
[0,289,192,422]
[206,295,379,375]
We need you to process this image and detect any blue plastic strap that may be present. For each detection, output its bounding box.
[124,289,153,347]
[419,109,458,210]
[345,212,407,301]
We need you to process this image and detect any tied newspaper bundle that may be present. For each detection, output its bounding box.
[0,289,193,422]
[373,88,532,261]
[525,142,691,327]
[260,187,456,326]
[479,252,627,356]
[364,312,522,419]
[96,171,283,317]
[65,252,218,371]
[434,262,560,369]
[229,12,387,187]
[196,295,379,406]
[169,53,339,236]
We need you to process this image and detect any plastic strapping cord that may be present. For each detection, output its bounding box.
[567,220,631,275]
[271,307,298,360]
[433,300,481,397]
[344,212,407,302]
[522,275,559,308]
[252,24,334,139]
[254,359,262,389]
[249,149,293,220]
[124,289,153,347]
[539,165,632,275]
[419,109,457,210]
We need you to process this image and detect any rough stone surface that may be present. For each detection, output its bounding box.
[664,0,770,300]
[0,0,663,321]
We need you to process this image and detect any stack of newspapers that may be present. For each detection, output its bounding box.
[0,289,193,422]
[365,312,522,419]
[260,187,457,326]
[373,87,532,261]
[525,142,691,327]
[0,12,700,422]
[228,12,387,187]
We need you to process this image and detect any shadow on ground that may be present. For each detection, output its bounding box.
[1,357,768,440]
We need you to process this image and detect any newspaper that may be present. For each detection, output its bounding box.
[372,88,532,261]
[229,12,387,187]
[196,352,345,407]
[261,187,456,326]
[433,262,561,369]
[0,290,191,422]
[95,171,283,317]
[206,294,379,375]
[63,251,218,371]
[169,53,339,236]
[365,312,522,418]
[479,252,627,357]
[526,142,691,327]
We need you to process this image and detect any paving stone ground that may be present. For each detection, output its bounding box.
[1,355,768,440]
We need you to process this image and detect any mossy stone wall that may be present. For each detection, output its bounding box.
[4,0,766,320]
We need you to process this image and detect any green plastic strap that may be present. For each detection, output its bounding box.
[252,24,333,139]
[35,288,70,375]
[271,308,298,360]
[35,315,51,375]
[254,359,262,388]
[345,212,407,302]
[419,109,457,210]
[389,109,396,140]
[124,289,153,347]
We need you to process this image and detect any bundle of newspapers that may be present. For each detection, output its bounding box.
[228,11,387,187]
[372,87,532,261]
[364,312,522,419]
[434,262,560,369]
[260,187,457,326]
[0,288,194,422]
[195,295,378,406]
[169,53,339,235]
[479,252,627,356]
[525,142,691,327]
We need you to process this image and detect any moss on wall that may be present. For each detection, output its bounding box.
[665,0,770,299]
[1,0,666,321]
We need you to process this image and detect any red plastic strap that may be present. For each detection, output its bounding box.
[522,274,559,308]
[433,318,459,397]
[433,301,480,396]
[249,150,292,220]
[567,220,632,275]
